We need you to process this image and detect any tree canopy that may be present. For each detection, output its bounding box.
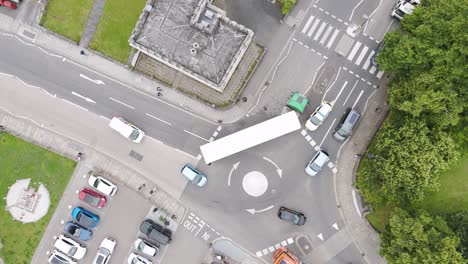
[381,208,465,263]
[378,0,468,129]
[279,0,296,15]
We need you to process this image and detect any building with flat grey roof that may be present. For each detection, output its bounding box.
[129,0,254,92]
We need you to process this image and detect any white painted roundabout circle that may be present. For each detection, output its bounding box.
[242,171,268,197]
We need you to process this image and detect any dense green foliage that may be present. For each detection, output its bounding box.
[443,210,468,260]
[279,0,296,15]
[381,208,465,263]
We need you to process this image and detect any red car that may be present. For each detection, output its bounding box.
[0,0,17,9]
[79,188,106,208]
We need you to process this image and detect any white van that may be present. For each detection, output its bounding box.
[109,116,145,143]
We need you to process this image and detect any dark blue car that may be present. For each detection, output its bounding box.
[72,207,100,229]
[64,221,92,241]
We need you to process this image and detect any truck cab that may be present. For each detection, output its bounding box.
[272,247,301,264]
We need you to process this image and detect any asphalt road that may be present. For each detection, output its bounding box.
[0,34,219,158]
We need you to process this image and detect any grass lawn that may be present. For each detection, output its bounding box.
[40,0,94,42]
[0,133,76,264]
[90,0,147,63]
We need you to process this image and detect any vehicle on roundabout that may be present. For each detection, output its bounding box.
[277,207,306,226]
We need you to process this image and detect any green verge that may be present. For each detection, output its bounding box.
[40,0,94,42]
[0,133,76,264]
[90,0,147,63]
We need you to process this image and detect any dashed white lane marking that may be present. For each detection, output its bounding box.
[183,129,210,142]
[320,25,333,45]
[326,29,340,49]
[332,168,338,173]
[212,131,219,137]
[327,162,334,168]
[256,252,263,257]
[281,241,288,246]
[376,70,385,79]
[362,50,375,70]
[287,238,294,244]
[268,246,275,253]
[331,15,337,19]
[355,46,369,66]
[216,126,222,131]
[301,129,307,136]
[347,41,362,61]
[313,22,327,41]
[109,97,135,109]
[145,113,172,126]
[196,154,202,160]
[302,15,315,34]
[307,19,321,37]
[309,140,316,147]
[369,65,377,74]
[337,18,343,23]
[314,145,320,151]
[305,135,312,141]
[256,236,297,257]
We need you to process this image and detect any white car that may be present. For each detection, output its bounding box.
[134,238,159,257]
[53,235,86,260]
[93,237,117,264]
[305,150,330,176]
[48,249,77,264]
[88,175,118,196]
[305,102,333,131]
[127,252,152,264]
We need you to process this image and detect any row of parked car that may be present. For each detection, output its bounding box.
[48,174,118,264]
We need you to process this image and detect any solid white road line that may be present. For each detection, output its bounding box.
[352,189,362,217]
[145,113,172,126]
[369,65,377,74]
[326,29,340,49]
[320,25,333,45]
[352,90,364,109]
[109,97,135,109]
[71,91,96,103]
[183,129,210,142]
[314,22,327,41]
[302,15,315,34]
[362,50,375,70]
[333,81,348,104]
[354,46,369,66]
[319,118,336,147]
[343,80,359,106]
[307,19,321,37]
[347,41,362,61]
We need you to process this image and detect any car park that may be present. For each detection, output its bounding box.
[134,238,159,257]
[48,249,77,264]
[140,219,172,245]
[88,175,118,196]
[181,164,207,187]
[305,150,330,176]
[79,188,106,208]
[92,237,117,264]
[53,235,87,260]
[64,221,92,241]
[127,252,152,264]
[71,207,100,228]
[334,109,361,141]
[277,207,306,226]
[305,102,333,131]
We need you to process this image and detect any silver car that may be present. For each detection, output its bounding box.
[305,150,329,176]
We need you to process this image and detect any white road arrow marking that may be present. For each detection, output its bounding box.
[263,157,282,178]
[227,162,240,187]
[71,91,96,103]
[79,74,105,85]
[246,205,274,215]
[317,233,324,240]
[332,223,339,230]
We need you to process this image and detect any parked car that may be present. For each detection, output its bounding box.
[79,188,106,208]
[0,0,17,9]
[71,207,100,228]
[277,207,306,226]
[92,237,117,264]
[127,253,152,264]
[64,221,92,241]
[48,249,77,264]
[88,174,118,196]
[140,219,172,245]
[305,102,333,131]
[305,150,329,176]
[134,238,159,257]
[181,164,207,187]
[53,235,86,260]
[109,116,145,143]
[333,109,361,141]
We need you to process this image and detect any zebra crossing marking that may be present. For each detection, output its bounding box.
[302,15,315,34]
[362,50,375,70]
[307,19,321,37]
[326,29,340,49]
[376,70,385,79]
[320,25,333,45]
[369,65,377,74]
[347,41,362,61]
[355,46,369,66]
[313,22,327,41]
